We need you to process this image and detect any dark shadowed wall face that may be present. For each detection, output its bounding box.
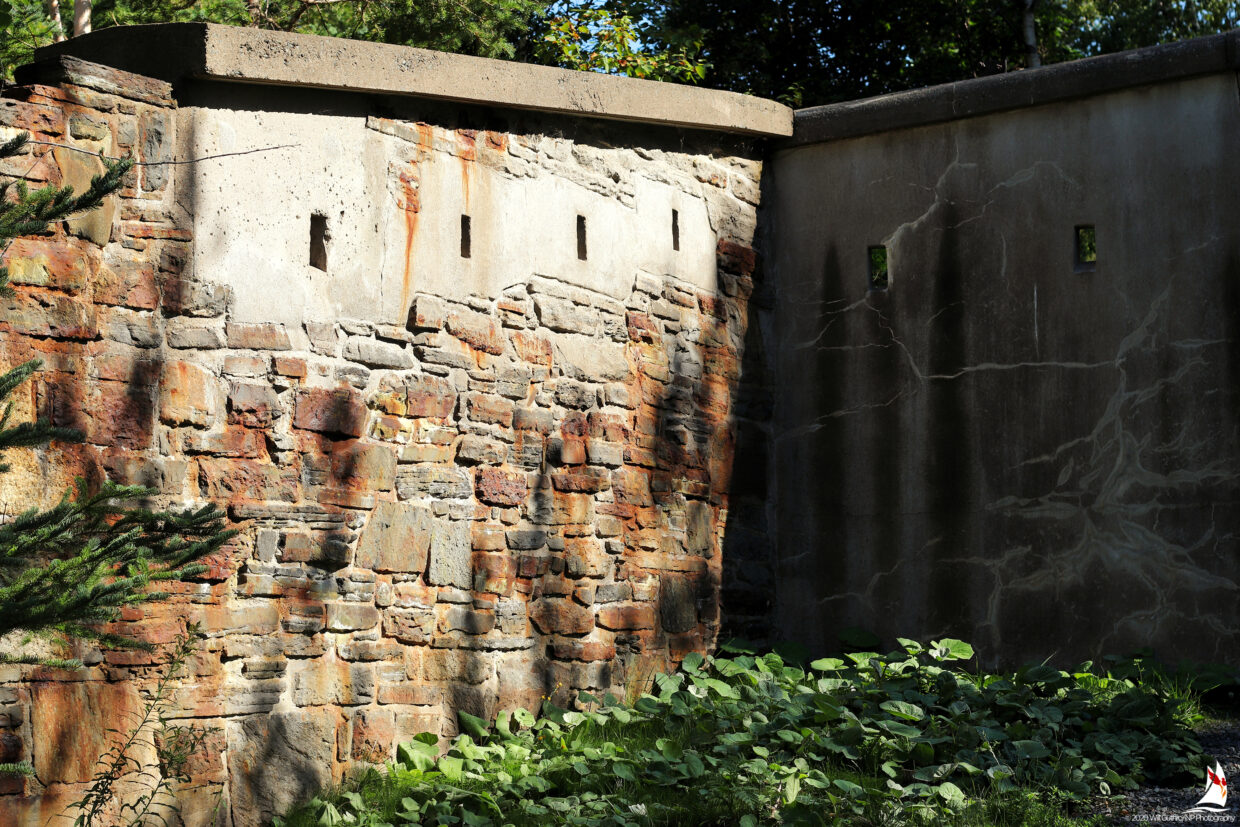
[767,71,1240,667]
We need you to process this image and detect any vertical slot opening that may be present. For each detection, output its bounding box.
[868,246,889,290]
[1075,225,1096,272]
[460,214,472,259]
[309,213,328,271]
[672,209,680,251]
[576,215,588,261]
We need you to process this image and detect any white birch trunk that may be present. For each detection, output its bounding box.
[45,0,67,42]
[73,0,92,36]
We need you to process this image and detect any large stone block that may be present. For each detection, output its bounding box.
[293,660,375,706]
[158,361,217,427]
[228,381,282,428]
[528,598,594,635]
[226,322,292,351]
[396,466,471,500]
[475,467,528,506]
[31,681,145,784]
[428,519,472,589]
[325,602,381,632]
[383,606,435,644]
[659,576,699,634]
[355,500,432,574]
[350,707,396,763]
[54,147,115,245]
[329,441,397,491]
[294,387,367,437]
[446,308,505,355]
[597,603,657,631]
[227,709,335,827]
[685,500,715,557]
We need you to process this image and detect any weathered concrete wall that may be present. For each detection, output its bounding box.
[766,46,1240,666]
[0,37,775,826]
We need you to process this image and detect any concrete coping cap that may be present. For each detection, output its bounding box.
[786,28,1240,147]
[34,22,793,138]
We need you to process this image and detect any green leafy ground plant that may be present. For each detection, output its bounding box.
[276,638,1205,826]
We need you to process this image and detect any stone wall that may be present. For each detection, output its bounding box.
[0,56,770,826]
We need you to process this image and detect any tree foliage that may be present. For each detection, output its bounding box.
[90,0,552,60]
[535,1,707,83]
[626,0,1240,105]
[0,134,232,666]
[3,0,1238,92]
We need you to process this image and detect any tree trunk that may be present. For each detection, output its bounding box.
[73,0,92,36]
[246,0,261,25]
[45,0,66,42]
[1023,0,1041,68]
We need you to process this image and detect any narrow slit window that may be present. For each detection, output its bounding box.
[309,213,328,271]
[460,214,472,259]
[576,215,588,261]
[1075,225,1097,271]
[868,246,889,290]
[672,209,680,251]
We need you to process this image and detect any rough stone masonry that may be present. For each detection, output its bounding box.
[0,28,785,827]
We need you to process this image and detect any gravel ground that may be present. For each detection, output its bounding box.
[1088,720,1240,826]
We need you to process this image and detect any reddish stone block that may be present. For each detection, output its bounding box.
[558,438,586,465]
[329,440,397,492]
[510,330,553,365]
[226,322,291,350]
[626,311,659,343]
[549,491,594,525]
[88,349,157,384]
[550,469,611,494]
[158,360,217,427]
[465,393,513,427]
[197,458,296,503]
[472,552,517,595]
[670,630,707,660]
[528,598,594,635]
[611,468,653,507]
[404,375,456,419]
[698,293,728,318]
[30,682,143,783]
[471,525,507,551]
[370,389,407,416]
[119,221,191,240]
[294,387,367,437]
[77,381,154,448]
[587,412,629,442]
[3,236,98,293]
[94,263,159,310]
[559,412,588,437]
[716,239,756,276]
[377,683,442,705]
[702,346,740,381]
[2,293,98,340]
[513,406,554,433]
[446,310,505,355]
[597,604,657,631]
[228,381,282,428]
[475,467,527,506]
[180,425,266,458]
[273,355,307,378]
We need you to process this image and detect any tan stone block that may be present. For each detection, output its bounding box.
[355,501,432,574]
[528,598,594,635]
[159,360,217,426]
